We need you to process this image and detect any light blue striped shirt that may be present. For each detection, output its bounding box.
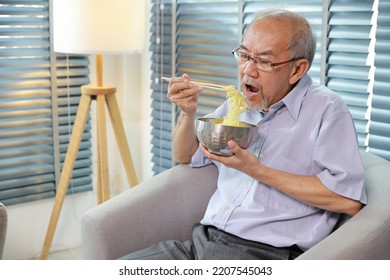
[191,74,367,251]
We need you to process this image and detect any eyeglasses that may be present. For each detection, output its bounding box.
[232,48,300,72]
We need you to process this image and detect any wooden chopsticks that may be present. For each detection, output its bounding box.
[161,77,226,91]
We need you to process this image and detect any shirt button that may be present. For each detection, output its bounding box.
[224,205,231,211]
[259,124,266,128]
[242,185,249,190]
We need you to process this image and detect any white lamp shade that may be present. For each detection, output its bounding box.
[53,0,145,54]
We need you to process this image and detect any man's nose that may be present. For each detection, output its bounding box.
[242,59,258,76]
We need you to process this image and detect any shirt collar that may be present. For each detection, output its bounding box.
[268,74,312,121]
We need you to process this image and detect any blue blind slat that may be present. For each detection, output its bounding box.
[369,134,390,151]
[327,65,370,80]
[370,121,390,138]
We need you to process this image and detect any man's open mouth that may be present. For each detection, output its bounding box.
[245,83,259,94]
[243,82,261,101]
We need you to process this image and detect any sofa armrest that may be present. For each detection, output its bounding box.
[297,202,390,259]
[81,164,218,260]
[0,202,7,260]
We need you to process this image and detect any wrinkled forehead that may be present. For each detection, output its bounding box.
[242,19,292,55]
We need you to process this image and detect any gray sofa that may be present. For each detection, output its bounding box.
[81,151,390,259]
[0,202,7,259]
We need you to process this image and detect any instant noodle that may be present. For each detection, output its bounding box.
[221,85,247,127]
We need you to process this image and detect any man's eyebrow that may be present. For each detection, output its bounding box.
[239,45,275,56]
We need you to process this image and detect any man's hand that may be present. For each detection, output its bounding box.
[199,140,262,177]
[166,73,203,115]
[169,73,203,164]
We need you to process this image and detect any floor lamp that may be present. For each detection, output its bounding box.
[40,0,145,260]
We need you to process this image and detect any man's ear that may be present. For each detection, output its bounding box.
[289,59,310,84]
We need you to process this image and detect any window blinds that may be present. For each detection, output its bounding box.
[176,0,239,118]
[0,1,92,205]
[369,0,390,160]
[55,55,92,194]
[326,0,374,149]
[150,0,174,173]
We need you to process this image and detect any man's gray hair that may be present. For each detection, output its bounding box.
[247,9,317,66]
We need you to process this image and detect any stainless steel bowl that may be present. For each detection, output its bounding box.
[196,117,257,156]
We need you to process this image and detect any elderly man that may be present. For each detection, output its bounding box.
[120,9,366,260]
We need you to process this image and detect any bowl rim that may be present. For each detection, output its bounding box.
[197,117,256,128]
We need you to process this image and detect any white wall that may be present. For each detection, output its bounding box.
[3,2,153,260]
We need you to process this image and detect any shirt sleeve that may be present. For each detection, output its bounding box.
[190,146,213,167]
[314,108,367,204]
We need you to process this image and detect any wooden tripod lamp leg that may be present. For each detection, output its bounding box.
[40,93,92,260]
[96,94,110,203]
[95,54,110,202]
[96,139,103,204]
[105,93,139,187]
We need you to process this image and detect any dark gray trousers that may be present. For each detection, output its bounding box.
[119,224,303,260]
